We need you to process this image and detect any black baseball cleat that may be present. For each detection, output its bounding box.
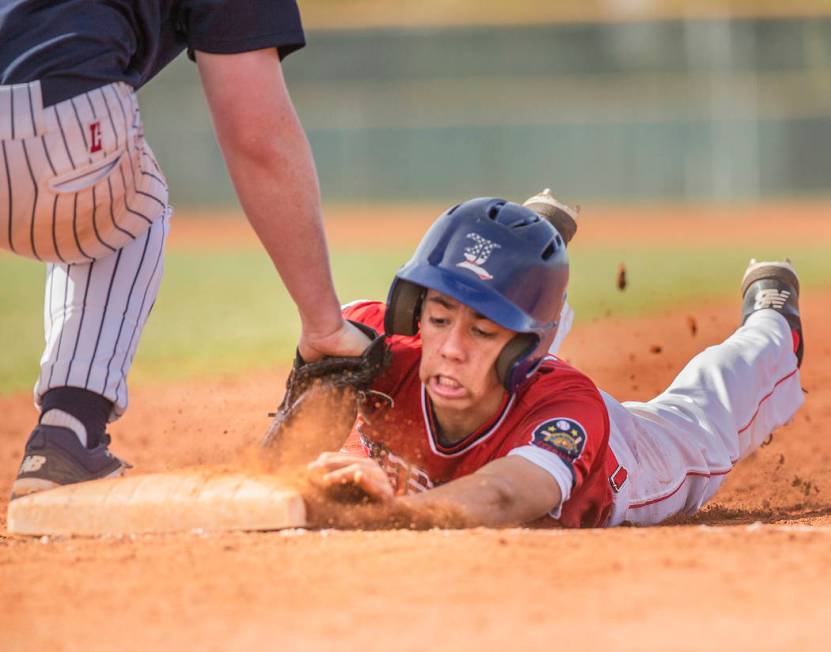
[10,425,130,500]
[741,259,803,367]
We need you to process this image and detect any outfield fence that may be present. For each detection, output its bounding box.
[140,16,831,206]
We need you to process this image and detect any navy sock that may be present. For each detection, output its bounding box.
[40,387,113,449]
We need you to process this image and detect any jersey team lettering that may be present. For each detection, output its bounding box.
[531,418,587,460]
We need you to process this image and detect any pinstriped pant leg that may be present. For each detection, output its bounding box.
[1,81,168,265]
[0,81,171,422]
[36,207,170,420]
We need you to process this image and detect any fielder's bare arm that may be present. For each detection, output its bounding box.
[196,49,367,361]
[305,198,804,528]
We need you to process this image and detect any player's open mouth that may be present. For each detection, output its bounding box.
[428,374,467,399]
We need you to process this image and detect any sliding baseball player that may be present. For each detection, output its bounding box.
[302,197,803,527]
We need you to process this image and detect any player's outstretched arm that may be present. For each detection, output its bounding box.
[196,48,367,360]
[401,456,562,527]
[309,452,562,527]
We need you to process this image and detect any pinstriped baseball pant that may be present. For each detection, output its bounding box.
[0,81,170,420]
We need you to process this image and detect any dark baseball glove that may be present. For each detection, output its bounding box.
[260,321,391,465]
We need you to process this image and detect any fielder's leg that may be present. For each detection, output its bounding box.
[36,209,170,420]
[605,261,804,526]
[10,214,169,498]
[1,81,171,498]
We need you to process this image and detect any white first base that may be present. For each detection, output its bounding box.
[6,471,307,536]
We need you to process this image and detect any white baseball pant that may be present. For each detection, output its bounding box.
[549,301,573,357]
[0,80,170,419]
[604,309,803,526]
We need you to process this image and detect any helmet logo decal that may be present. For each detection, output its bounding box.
[456,233,501,280]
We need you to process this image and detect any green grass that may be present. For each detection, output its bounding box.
[0,247,411,394]
[1,243,829,395]
[568,245,831,318]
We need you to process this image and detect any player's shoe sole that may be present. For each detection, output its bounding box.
[523,188,578,245]
[10,425,130,500]
[741,259,803,367]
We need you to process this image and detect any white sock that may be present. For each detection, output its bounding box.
[40,409,88,447]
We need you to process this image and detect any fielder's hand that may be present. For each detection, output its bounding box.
[299,319,372,362]
[308,451,395,502]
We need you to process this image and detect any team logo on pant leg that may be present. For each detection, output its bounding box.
[89,120,103,153]
[609,464,628,492]
[531,418,587,460]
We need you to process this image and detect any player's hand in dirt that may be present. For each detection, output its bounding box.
[298,319,373,362]
[308,452,395,502]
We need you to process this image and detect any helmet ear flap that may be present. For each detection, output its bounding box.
[385,278,425,336]
[495,334,539,391]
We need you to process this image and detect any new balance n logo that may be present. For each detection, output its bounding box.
[20,455,47,473]
[754,288,790,311]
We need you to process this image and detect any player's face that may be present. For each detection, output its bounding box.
[419,290,514,440]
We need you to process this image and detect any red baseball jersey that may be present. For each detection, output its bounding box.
[342,301,617,528]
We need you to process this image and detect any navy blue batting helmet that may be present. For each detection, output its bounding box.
[385,197,569,392]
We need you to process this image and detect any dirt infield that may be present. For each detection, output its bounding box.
[2,283,830,650]
[3,203,831,651]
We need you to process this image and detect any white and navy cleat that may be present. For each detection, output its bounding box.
[10,425,130,500]
[741,259,803,367]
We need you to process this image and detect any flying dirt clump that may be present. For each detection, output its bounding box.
[791,475,820,498]
[686,315,698,336]
[616,262,627,291]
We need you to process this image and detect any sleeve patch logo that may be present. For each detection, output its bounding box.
[532,418,587,460]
